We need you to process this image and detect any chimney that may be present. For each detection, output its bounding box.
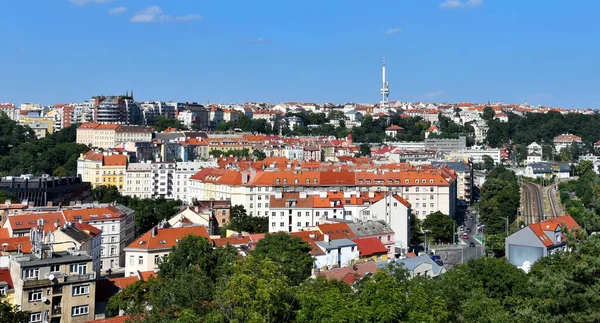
[47,201,52,207]
[5,199,10,206]
[324,234,330,243]
[151,226,158,237]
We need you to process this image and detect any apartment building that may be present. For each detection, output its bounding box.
[101,153,128,190]
[9,250,96,323]
[76,123,152,150]
[432,161,473,204]
[123,162,152,198]
[52,222,102,274]
[63,205,136,273]
[151,162,175,199]
[123,225,210,277]
[76,151,104,187]
[268,191,410,252]
[173,162,205,202]
[188,165,456,220]
[0,103,20,121]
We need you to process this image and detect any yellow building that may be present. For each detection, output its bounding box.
[101,153,128,190]
[354,238,389,263]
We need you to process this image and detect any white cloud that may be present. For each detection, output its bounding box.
[425,90,445,98]
[385,27,402,35]
[130,6,202,23]
[68,0,113,5]
[440,0,483,9]
[175,14,203,22]
[108,7,127,15]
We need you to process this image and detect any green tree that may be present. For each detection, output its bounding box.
[152,116,187,132]
[359,143,371,157]
[482,106,495,122]
[409,212,423,246]
[253,232,315,286]
[52,166,69,177]
[91,185,122,203]
[0,296,29,323]
[577,160,595,176]
[295,277,365,323]
[252,149,267,161]
[211,256,297,323]
[483,155,495,171]
[422,211,455,243]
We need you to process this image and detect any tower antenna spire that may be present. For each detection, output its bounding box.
[380,57,390,107]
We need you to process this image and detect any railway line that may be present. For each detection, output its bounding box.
[546,184,563,219]
[521,181,544,224]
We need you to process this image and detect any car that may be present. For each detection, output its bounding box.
[460,227,464,232]
[463,233,468,239]
[470,242,476,247]
[466,210,470,214]
[466,228,472,233]
[469,216,474,220]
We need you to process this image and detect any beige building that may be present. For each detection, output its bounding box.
[76,123,152,149]
[9,250,96,323]
[123,162,152,198]
[123,225,210,277]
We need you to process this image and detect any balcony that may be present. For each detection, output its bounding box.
[51,307,62,315]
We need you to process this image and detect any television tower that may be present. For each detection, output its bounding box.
[380,57,390,107]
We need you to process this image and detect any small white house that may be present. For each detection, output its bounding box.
[314,236,359,269]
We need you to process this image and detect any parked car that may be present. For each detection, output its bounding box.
[466,228,472,233]
[463,233,468,239]
[469,242,476,247]
[469,216,474,220]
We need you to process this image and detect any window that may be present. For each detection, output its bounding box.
[73,285,89,296]
[416,187,420,192]
[430,195,434,200]
[271,212,276,217]
[258,203,261,208]
[351,246,355,252]
[111,237,116,243]
[110,247,116,256]
[362,211,370,216]
[324,211,329,217]
[393,202,398,207]
[305,222,310,226]
[112,225,116,232]
[29,291,42,302]
[24,268,39,279]
[280,212,284,216]
[70,263,87,275]
[297,222,301,227]
[50,265,60,273]
[72,305,89,317]
[271,222,276,228]
[430,203,434,208]
[297,212,301,217]
[155,255,161,264]
[0,286,6,295]
[387,235,392,242]
[430,186,434,191]
[280,222,285,227]
[138,256,144,265]
[405,187,409,192]
[30,313,42,322]
[416,203,419,208]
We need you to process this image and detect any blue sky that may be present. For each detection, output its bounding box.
[0,0,599,108]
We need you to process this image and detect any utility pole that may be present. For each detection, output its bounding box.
[453,221,456,245]
[505,216,509,236]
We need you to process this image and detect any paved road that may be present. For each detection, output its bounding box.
[430,206,482,268]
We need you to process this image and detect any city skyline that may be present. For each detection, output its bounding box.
[1,0,599,108]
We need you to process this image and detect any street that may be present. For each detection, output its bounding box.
[429,205,483,268]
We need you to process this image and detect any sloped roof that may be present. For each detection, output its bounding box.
[8,212,66,232]
[318,223,355,239]
[398,254,444,275]
[354,238,388,257]
[63,206,129,222]
[316,261,378,284]
[0,268,13,289]
[125,225,211,251]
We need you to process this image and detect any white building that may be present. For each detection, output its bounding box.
[314,236,359,269]
[124,225,210,277]
[151,162,176,199]
[527,142,543,164]
[123,162,152,198]
[63,205,136,273]
[173,161,206,202]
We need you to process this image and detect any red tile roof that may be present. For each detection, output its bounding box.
[354,238,388,257]
[88,316,132,323]
[318,223,355,240]
[103,154,127,166]
[126,226,211,251]
[316,261,378,284]
[213,235,252,247]
[0,268,13,289]
[63,206,129,222]
[7,212,66,233]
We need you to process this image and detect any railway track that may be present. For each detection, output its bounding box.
[546,184,563,219]
[521,181,544,224]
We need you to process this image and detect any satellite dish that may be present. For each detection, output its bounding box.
[48,274,55,281]
[1,243,7,248]
[521,261,532,274]
[41,296,47,303]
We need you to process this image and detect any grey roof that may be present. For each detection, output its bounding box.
[528,162,553,173]
[397,254,444,275]
[557,162,570,172]
[316,238,357,250]
[60,226,93,244]
[432,161,470,173]
[348,220,393,237]
[16,251,92,268]
[127,163,152,171]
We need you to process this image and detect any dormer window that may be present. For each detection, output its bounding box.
[276,178,280,184]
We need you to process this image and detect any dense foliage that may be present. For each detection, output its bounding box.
[152,116,187,132]
[107,230,600,323]
[0,296,29,323]
[216,115,278,135]
[222,205,269,235]
[0,115,89,176]
[478,166,520,256]
[485,111,600,152]
[422,211,455,243]
[92,185,182,235]
[559,162,600,233]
